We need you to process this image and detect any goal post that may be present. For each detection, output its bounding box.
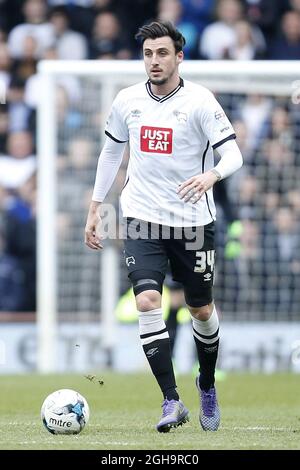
[37,60,300,373]
[37,70,57,373]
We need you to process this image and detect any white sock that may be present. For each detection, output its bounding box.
[138,308,169,346]
[192,305,219,344]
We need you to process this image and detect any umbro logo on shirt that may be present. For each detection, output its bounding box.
[131,109,142,118]
[140,126,173,154]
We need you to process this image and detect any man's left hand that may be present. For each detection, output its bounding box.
[177,170,219,204]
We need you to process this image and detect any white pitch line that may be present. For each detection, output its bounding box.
[222,426,293,432]
[3,424,297,435]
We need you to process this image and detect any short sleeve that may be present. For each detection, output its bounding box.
[105,92,129,143]
[199,91,236,149]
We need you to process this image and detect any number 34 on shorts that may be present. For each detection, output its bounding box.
[194,249,215,275]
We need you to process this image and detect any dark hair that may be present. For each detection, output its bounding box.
[135,21,186,53]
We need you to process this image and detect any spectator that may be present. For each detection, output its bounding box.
[255,139,298,196]
[0,228,25,311]
[0,105,9,153]
[0,43,11,99]
[47,0,96,39]
[4,175,37,311]
[8,0,54,59]
[180,0,214,35]
[289,0,300,14]
[200,0,265,60]
[157,0,199,58]
[199,0,243,59]
[0,131,36,189]
[48,6,88,59]
[226,20,266,59]
[235,219,262,312]
[243,0,286,43]
[237,94,272,153]
[0,28,6,43]
[237,174,262,220]
[287,189,300,217]
[58,135,96,212]
[269,11,300,59]
[89,11,132,59]
[262,106,294,150]
[262,205,300,313]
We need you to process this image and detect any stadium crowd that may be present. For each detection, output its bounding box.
[0,0,300,316]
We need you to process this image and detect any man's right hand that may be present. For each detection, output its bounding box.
[85,202,103,250]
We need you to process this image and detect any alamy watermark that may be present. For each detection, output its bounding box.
[291,339,300,365]
[98,203,205,250]
[291,80,300,105]
[0,340,6,366]
[0,78,6,104]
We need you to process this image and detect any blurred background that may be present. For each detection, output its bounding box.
[0,0,300,375]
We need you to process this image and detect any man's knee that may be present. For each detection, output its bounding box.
[130,270,164,312]
[136,290,161,312]
[188,302,214,321]
[184,284,213,315]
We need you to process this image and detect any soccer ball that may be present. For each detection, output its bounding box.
[41,389,90,435]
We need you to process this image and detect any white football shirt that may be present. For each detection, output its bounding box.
[105,78,236,227]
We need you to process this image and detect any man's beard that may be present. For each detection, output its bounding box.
[149,76,168,86]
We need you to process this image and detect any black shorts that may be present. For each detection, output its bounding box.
[123,218,215,308]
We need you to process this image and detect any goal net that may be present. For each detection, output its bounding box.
[37,60,300,372]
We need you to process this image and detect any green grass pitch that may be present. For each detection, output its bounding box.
[0,372,299,450]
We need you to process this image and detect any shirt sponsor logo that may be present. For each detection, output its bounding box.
[140,126,173,154]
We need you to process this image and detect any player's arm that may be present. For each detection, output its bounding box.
[85,137,127,250]
[177,139,243,204]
